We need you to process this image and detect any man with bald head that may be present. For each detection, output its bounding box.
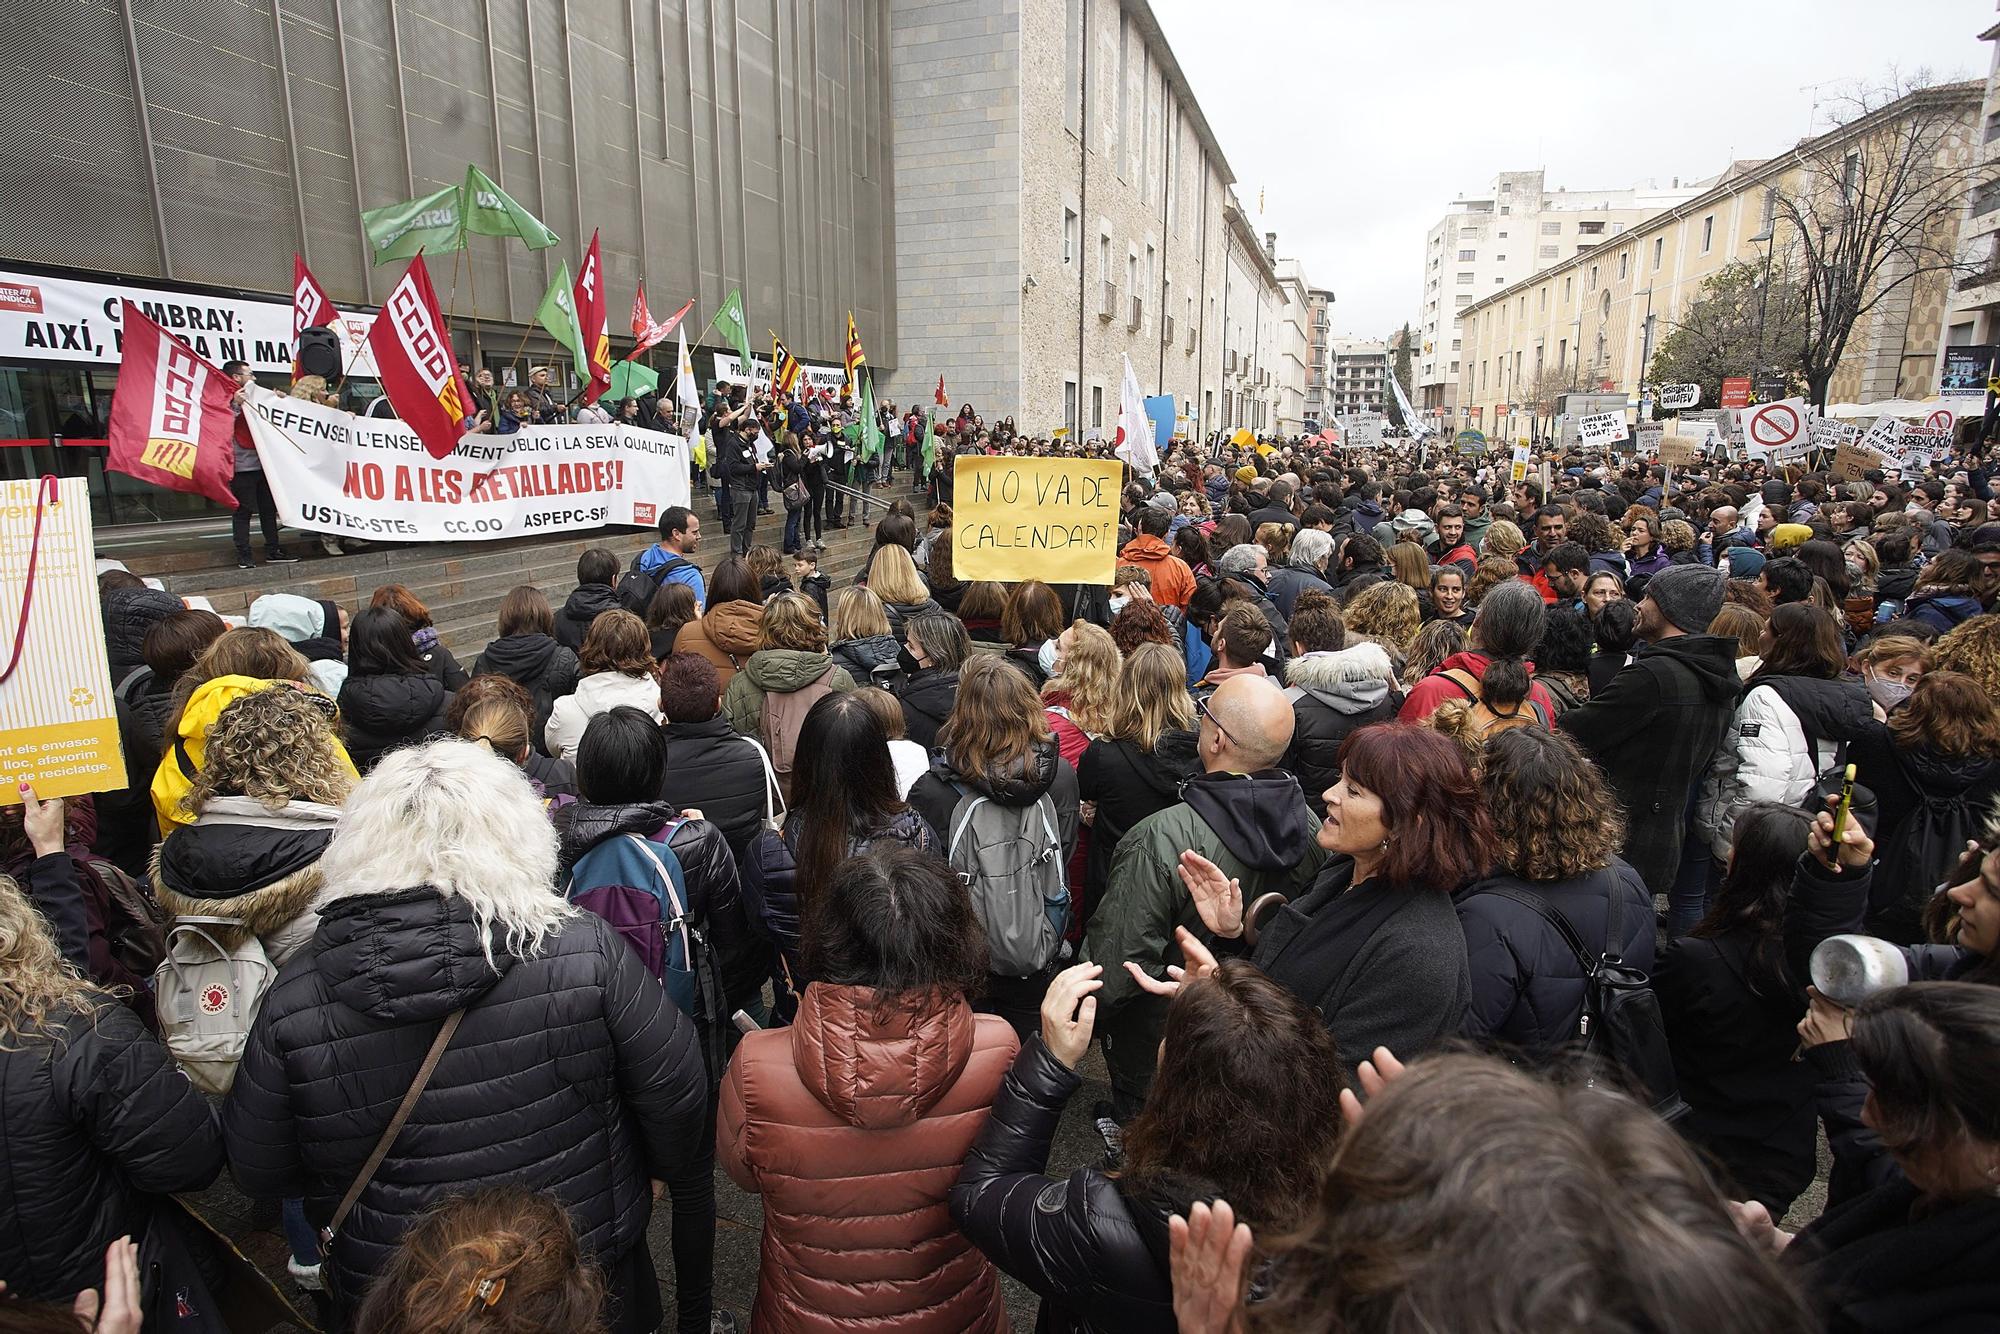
[1703,504,1746,564]
[1085,674,1328,1117]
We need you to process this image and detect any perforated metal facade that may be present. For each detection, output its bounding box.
[3,0,897,366]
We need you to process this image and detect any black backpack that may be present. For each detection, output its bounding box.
[1481,882,1686,1121]
[615,551,690,615]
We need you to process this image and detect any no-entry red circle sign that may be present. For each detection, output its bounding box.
[1926,408,1954,431]
[1749,403,1803,448]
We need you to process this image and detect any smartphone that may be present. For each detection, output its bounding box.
[1829,763,1858,848]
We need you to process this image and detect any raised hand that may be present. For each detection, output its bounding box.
[19,783,65,858]
[1336,1045,1408,1129]
[1123,926,1222,999]
[1178,850,1245,938]
[1169,1199,1252,1334]
[1040,962,1104,1070]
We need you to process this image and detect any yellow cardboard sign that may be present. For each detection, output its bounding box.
[0,477,128,802]
[954,456,1123,585]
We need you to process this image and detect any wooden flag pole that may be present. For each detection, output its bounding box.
[465,242,484,364]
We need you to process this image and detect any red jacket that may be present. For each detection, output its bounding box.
[1117,534,1196,609]
[1399,650,1557,723]
[719,983,1017,1333]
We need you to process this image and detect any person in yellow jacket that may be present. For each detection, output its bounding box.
[151,674,357,833]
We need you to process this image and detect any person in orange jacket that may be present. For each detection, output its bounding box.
[1118,505,1196,610]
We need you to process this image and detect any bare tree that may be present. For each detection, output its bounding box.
[1522,362,1576,444]
[1769,76,1983,408]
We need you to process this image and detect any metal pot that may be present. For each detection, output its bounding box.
[1809,934,1910,1008]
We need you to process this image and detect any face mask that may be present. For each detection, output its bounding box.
[1866,676,1913,711]
[898,646,923,674]
[1038,638,1061,676]
[1109,595,1132,616]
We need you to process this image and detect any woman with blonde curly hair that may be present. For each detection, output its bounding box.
[1402,618,1468,691]
[1041,619,1121,765]
[1453,725,1652,1053]
[0,806,225,1303]
[1465,555,1522,608]
[1342,580,1421,657]
[1479,518,1526,564]
[1929,612,2000,699]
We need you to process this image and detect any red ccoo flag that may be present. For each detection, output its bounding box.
[573,230,613,405]
[366,254,472,460]
[107,301,240,509]
[630,283,694,358]
[935,374,948,407]
[292,254,334,340]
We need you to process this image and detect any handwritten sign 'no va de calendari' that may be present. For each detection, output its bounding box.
[954,457,1125,585]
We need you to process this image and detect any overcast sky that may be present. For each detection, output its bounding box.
[1149,0,1985,338]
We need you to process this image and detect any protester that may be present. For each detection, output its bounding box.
[1281,599,1400,799]
[673,556,764,690]
[449,673,576,800]
[471,585,581,751]
[647,581,700,662]
[894,612,971,751]
[371,584,471,690]
[719,847,1017,1333]
[850,685,931,797]
[1076,641,1200,916]
[1002,579,1067,685]
[556,548,626,651]
[339,605,456,772]
[658,652,773,867]
[222,740,708,1328]
[828,585,901,686]
[99,605,226,874]
[1120,505,1197,610]
[1040,620,1120,765]
[249,591,350,696]
[1398,580,1556,727]
[543,610,661,763]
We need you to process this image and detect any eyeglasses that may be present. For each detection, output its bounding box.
[1195,694,1238,749]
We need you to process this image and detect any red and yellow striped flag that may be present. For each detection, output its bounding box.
[845,311,866,394]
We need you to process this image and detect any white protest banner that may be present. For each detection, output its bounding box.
[1577,411,1629,447]
[1658,383,1701,410]
[245,388,690,542]
[1340,412,1385,451]
[1805,415,1857,453]
[1742,398,1809,456]
[1860,415,1908,462]
[0,477,127,801]
[711,351,846,396]
[1508,443,1532,483]
[1636,424,1664,458]
[0,267,377,378]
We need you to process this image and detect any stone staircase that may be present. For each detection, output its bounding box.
[110,494,894,663]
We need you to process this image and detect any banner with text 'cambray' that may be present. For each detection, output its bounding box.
[243,388,690,543]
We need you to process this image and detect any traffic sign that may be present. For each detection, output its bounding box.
[1743,398,1808,452]
[1926,408,1955,431]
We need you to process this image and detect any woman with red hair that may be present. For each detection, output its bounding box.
[1133,723,1494,1084]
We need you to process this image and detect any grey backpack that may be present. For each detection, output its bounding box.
[153,915,275,1095]
[946,788,1069,977]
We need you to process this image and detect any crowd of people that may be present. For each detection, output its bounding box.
[5,421,2000,1333]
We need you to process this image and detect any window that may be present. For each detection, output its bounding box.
[1063,0,1082,136]
[1538,287,1548,311]
[1496,254,1507,262]
[1760,187,1777,233]
[1564,275,1573,301]
[1588,264,1598,291]
[1617,251,1628,281]
[1451,338,1460,350]
[1457,249,1476,261]
[1456,272,1474,285]
[1557,338,1567,366]
[1499,206,1511,215]
[1539,245,1558,258]
[1450,360,1459,375]
[1460,226,1478,238]
[1653,236,1664,270]
[1091,384,1103,428]
[1481,361,1489,389]
[1577,220,1606,236]
[1099,233,1111,277]
[1062,208,1078,264]
[1610,222,1626,234]
[1064,381,1078,434]
[1701,215,1715,252]
[1975,180,2000,219]
[1455,294,1473,307]
[1540,221,1561,235]
[1600,291,1611,319]
[1115,18,1130,177]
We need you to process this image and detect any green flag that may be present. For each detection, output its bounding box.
[360,186,464,263]
[859,369,883,461]
[461,166,559,249]
[608,360,659,401]
[710,286,753,372]
[921,407,937,476]
[536,261,585,366]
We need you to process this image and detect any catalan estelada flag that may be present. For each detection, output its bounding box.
[845,311,866,394]
[771,333,802,395]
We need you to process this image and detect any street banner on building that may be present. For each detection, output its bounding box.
[1742,398,1809,455]
[0,476,127,802]
[0,267,377,380]
[1658,383,1701,410]
[1114,354,1158,472]
[573,231,612,406]
[366,255,472,460]
[1577,410,1629,447]
[1720,377,1752,409]
[1939,345,1998,402]
[953,456,1123,585]
[105,302,240,509]
[245,388,690,543]
[292,255,334,339]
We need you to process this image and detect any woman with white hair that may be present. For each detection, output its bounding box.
[221,738,709,1331]
[1266,526,1336,620]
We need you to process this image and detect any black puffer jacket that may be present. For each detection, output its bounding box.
[1453,860,1654,1051]
[337,671,452,772]
[1845,720,2000,941]
[557,800,767,1013]
[659,715,773,866]
[100,667,179,874]
[831,633,900,686]
[743,807,937,985]
[100,586,183,686]
[950,1036,1186,1334]
[554,583,625,651]
[0,999,224,1301]
[221,889,706,1305]
[1075,729,1198,905]
[521,749,578,800]
[896,667,960,750]
[152,796,339,967]
[882,596,942,639]
[1281,644,1403,802]
[472,632,580,754]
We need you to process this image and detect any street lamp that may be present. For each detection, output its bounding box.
[1750,225,1775,393]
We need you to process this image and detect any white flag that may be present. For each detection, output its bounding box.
[1114,353,1158,473]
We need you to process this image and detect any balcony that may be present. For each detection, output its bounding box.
[1127,295,1143,331]
[1099,280,1117,320]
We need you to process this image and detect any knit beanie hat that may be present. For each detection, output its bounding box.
[1769,523,1813,553]
[1721,545,1766,579]
[1644,563,1726,634]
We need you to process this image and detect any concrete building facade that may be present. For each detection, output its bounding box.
[1327,338,1388,419]
[1274,256,1313,434]
[1459,83,1981,443]
[1939,10,2000,366]
[1305,287,1335,426]
[1417,170,1707,418]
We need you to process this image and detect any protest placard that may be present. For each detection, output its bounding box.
[1340,412,1385,451]
[953,456,1123,585]
[1657,434,1701,467]
[1577,411,1629,447]
[1833,443,1888,482]
[1859,415,1907,459]
[1508,443,1532,483]
[1658,383,1701,410]
[0,477,128,802]
[245,388,691,542]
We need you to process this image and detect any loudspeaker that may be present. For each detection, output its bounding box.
[296,325,342,381]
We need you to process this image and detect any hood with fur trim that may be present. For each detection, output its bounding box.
[1285,642,1397,713]
[151,796,339,963]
